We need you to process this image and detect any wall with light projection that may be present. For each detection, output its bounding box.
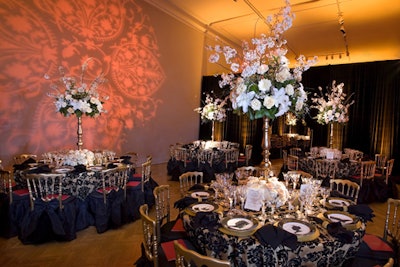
[0,0,205,168]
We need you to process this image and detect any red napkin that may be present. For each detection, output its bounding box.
[171,218,185,232]
[161,239,187,261]
[363,234,393,252]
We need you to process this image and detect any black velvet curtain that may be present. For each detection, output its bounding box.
[200,60,400,175]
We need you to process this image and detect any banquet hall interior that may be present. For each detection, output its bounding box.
[0,0,400,266]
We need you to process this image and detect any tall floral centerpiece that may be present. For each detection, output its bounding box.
[311,80,354,148]
[46,58,109,150]
[194,94,228,141]
[207,0,317,170]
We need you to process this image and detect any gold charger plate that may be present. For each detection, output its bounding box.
[277,219,320,242]
[184,202,220,217]
[219,216,260,237]
[325,197,354,210]
[322,210,361,231]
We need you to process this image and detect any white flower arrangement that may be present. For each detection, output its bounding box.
[311,80,355,124]
[46,58,109,118]
[62,149,95,166]
[194,94,228,123]
[207,0,317,121]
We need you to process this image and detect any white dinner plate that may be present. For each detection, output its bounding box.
[190,191,210,199]
[277,219,319,241]
[87,166,103,171]
[191,203,215,212]
[226,217,254,231]
[327,197,352,207]
[324,212,354,225]
[54,168,72,173]
[281,220,311,235]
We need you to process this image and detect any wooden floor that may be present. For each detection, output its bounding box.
[0,160,392,267]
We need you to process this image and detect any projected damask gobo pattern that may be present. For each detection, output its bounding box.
[0,0,165,157]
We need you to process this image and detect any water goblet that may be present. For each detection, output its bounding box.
[320,187,331,205]
[283,172,290,188]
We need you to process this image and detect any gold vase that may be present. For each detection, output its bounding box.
[77,116,83,150]
[329,122,334,148]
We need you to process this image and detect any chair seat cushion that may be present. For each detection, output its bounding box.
[13,188,29,196]
[126,181,141,187]
[160,219,188,242]
[363,234,393,252]
[160,238,198,262]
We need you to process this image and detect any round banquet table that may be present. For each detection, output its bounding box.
[182,208,365,267]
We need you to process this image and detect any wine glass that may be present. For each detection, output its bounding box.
[236,185,247,210]
[283,172,291,188]
[320,187,331,205]
[290,173,300,190]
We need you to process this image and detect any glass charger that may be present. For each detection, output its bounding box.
[219,215,259,237]
[277,219,320,242]
[322,210,361,230]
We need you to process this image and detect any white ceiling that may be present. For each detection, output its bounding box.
[143,0,400,66]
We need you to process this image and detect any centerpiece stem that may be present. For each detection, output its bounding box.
[77,116,83,150]
[263,117,271,172]
[329,122,334,148]
[211,120,215,141]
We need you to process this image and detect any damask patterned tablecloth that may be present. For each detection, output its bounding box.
[298,157,361,178]
[182,213,365,267]
[15,169,103,200]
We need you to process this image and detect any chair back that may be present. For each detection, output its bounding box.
[223,148,239,168]
[375,154,387,169]
[359,160,376,186]
[197,149,214,167]
[0,169,13,203]
[140,156,152,192]
[139,204,159,267]
[287,155,299,171]
[153,184,170,242]
[282,150,288,169]
[244,144,253,166]
[385,159,395,184]
[330,179,360,203]
[179,171,203,197]
[99,166,129,203]
[174,147,190,168]
[289,147,302,157]
[174,240,230,267]
[26,172,66,210]
[384,198,400,247]
[315,159,338,180]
